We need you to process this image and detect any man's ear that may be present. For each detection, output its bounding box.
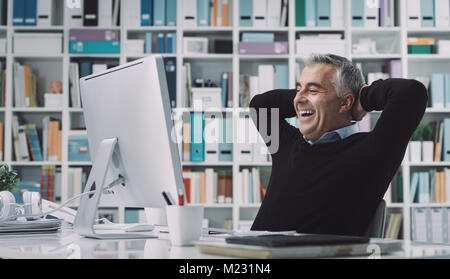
[339,93,355,113]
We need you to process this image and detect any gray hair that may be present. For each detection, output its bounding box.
[305,53,365,98]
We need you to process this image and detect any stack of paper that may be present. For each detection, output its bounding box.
[0,219,62,234]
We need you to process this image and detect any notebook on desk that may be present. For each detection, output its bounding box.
[196,234,403,259]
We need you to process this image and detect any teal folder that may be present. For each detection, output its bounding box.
[351,0,364,27]
[69,41,120,54]
[295,0,306,26]
[444,118,450,161]
[239,0,253,26]
[421,0,435,27]
[305,0,315,26]
[219,114,233,161]
[153,0,165,26]
[166,0,177,26]
[274,64,289,89]
[445,74,450,108]
[198,0,210,26]
[191,112,205,162]
[145,32,152,53]
[431,73,445,108]
[316,0,330,27]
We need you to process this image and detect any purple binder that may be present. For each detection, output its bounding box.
[69,29,120,41]
[239,42,289,54]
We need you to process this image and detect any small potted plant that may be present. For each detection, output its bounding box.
[410,125,423,162]
[0,164,20,192]
[421,124,434,162]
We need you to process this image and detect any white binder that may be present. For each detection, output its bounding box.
[258,65,274,94]
[253,0,267,28]
[125,0,140,28]
[183,0,197,27]
[37,0,52,26]
[267,0,282,27]
[331,0,344,27]
[204,112,220,163]
[407,0,421,28]
[98,0,113,27]
[236,111,253,163]
[69,0,84,27]
[364,0,379,27]
[430,208,444,244]
[435,0,450,28]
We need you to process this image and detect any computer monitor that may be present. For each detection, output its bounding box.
[74,55,185,239]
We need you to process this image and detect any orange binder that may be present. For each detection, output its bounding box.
[221,0,229,26]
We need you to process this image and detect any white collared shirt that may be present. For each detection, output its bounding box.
[303,123,360,145]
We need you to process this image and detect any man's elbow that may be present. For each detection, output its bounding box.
[407,79,428,109]
[249,94,261,109]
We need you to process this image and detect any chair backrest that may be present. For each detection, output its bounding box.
[364,200,387,238]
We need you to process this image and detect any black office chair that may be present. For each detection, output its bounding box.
[364,200,387,238]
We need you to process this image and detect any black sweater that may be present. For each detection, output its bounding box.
[249,79,428,236]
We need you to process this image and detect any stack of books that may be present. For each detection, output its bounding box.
[125,0,177,27]
[408,37,436,54]
[69,29,120,54]
[182,169,233,204]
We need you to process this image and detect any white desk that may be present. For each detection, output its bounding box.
[1,227,450,259]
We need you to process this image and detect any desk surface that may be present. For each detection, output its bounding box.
[1,227,450,259]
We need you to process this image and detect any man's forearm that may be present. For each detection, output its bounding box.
[249,89,298,119]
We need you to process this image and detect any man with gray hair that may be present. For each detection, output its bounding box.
[250,53,427,236]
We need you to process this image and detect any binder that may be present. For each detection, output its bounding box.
[331,0,344,27]
[421,0,435,27]
[267,0,282,27]
[364,0,379,27]
[444,118,450,162]
[435,0,450,28]
[37,0,51,26]
[219,114,233,161]
[191,112,205,162]
[239,0,253,26]
[274,64,289,89]
[407,0,421,28]
[419,172,430,203]
[241,32,274,42]
[99,0,113,27]
[351,0,364,27]
[145,32,152,53]
[381,0,395,27]
[141,0,153,26]
[198,0,210,26]
[253,0,267,27]
[204,112,221,163]
[166,32,176,53]
[69,0,83,27]
[166,0,177,26]
[157,32,164,53]
[295,0,306,26]
[410,172,419,203]
[153,0,165,26]
[163,57,176,108]
[430,208,444,243]
[316,0,330,27]
[24,0,37,25]
[0,0,5,25]
[183,0,197,27]
[305,0,316,26]
[125,0,141,28]
[83,0,98,26]
[13,0,25,25]
[431,73,445,108]
[445,74,450,108]
[69,41,120,54]
[258,65,274,94]
[221,72,228,108]
[221,0,230,26]
[236,111,253,163]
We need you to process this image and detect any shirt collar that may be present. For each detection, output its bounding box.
[303,123,360,145]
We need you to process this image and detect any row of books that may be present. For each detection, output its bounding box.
[144,32,176,54]
[13,0,61,26]
[410,169,450,204]
[125,0,176,27]
[384,172,404,204]
[406,0,450,28]
[384,213,403,240]
[13,62,39,108]
[62,167,90,203]
[236,168,270,205]
[412,207,450,244]
[239,64,289,107]
[69,0,121,27]
[12,115,61,162]
[69,29,120,54]
[182,169,232,204]
[296,0,345,27]
[351,0,397,28]
[13,166,61,203]
[427,73,450,109]
[239,0,288,28]
[179,0,233,28]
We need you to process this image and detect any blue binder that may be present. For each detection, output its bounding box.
[166,32,176,53]
[305,0,316,26]
[444,118,450,161]
[198,0,210,26]
[274,64,289,89]
[239,0,253,26]
[191,112,205,162]
[219,114,233,161]
[141,0,153,26]
[153,0,165,26]
[145,32,152,53]
[166,0,177,26]
[431,73,445,108]
[13,0,25,25]
[351,0,364,27]
[163,57,176,108]
[79,61,93,77]
[24,0,37,25]
[421,0,435,27]
[445,74,450,108]
[157,32,165,53]
[409,172,419,203]
[316,0,330,27]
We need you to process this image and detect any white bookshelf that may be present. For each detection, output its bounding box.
[1,0,449,237]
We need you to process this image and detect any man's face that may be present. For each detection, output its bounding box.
[294,63,349,142]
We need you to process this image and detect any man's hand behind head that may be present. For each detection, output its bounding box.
[351,84,368,122]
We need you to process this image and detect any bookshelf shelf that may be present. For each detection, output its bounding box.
[294,27,345,32]
[239,27,289,32]
[182,162,233,167]
[12,26,64,31]
[351,27,401,33]
[351,54,402,60]
[183,54,233,60]
[407,54,450,61]
[239,54,290,60]
[68,162,93,166]
[10,161,62,166]
[409,162,450,167]
[183,27,233,32]
[12,108,63,112]
[127,26,177,32]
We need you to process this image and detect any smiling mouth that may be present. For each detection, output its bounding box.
[298,107,316,117]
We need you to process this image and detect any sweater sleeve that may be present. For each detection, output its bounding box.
[360,78,428,159]
[249,89,299,154]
